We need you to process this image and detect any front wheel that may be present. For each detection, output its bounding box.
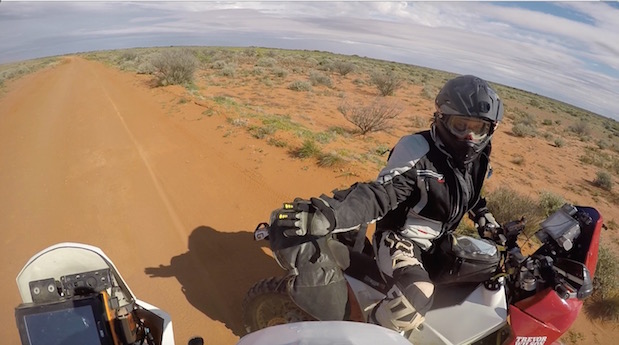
[242,276,316,334]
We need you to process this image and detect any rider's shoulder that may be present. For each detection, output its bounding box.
[393,132,431,156]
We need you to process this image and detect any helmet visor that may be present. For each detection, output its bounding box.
[445,115,491,142]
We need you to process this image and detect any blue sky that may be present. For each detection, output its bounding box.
[1,1,618,120]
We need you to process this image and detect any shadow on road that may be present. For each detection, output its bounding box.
[144,226,282,337]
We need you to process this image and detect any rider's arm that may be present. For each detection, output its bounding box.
[321,134,429,232]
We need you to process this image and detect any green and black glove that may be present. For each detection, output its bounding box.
[270,197,336,237]
[475,212,500,240]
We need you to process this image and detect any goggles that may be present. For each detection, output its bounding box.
[444,115,492,142]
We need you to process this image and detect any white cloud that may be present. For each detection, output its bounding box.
[1,1,618,119]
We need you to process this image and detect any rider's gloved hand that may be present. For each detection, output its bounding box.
[270,197,335,237]
[475,212,500,240]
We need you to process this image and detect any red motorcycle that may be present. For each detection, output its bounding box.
[243,204,603,345]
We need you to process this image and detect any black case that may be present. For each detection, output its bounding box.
[425,234,500,285]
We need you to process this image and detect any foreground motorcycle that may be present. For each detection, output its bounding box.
[14,243,175,345]
[243,204,602,345]
[14,243,417,345]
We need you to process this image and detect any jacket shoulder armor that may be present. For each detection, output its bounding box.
[378,134,429,183]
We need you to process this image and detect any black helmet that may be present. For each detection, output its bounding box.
[431,75,503,165]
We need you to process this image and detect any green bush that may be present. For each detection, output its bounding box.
[585,245,619,322]
[288,80,312,92]
[272,67,288,78]
[593,171,613,191]
[512,123,537,137]
[538,191,565,216]
[309,71,333,87]
[485,187,543,236]
[150,49,198,86]
[256,57,277,67]
[293,139,321,158]
[554,137,565,147]
[248,125,276,139]
[569,120,590,136]
[332,61,356,76]
[318,152,346,167]
[370,70,403,96]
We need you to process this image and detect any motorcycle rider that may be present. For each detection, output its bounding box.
[270,74,503,333]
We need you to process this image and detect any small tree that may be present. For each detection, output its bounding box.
[150,49,198,86]
[338,98,403,135]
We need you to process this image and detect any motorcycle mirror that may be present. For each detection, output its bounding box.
[553,258,593,300]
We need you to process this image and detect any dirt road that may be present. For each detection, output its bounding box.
[0,57,354,344]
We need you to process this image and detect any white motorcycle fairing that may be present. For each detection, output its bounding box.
[15,242,175,345]
[237,320,412,345]
[346,273,508,345]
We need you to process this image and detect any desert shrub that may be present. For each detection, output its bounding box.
[510,155,525,165]
[538,191,566,216]
[288,80,312,92]
[256,57,277,67]
[593,171,613,191]
[252,67,265,76]
[569,120,590,137]
[136,61,155,75]
[272,67,288,78]
[293,139,321,158]
[512,123,537,137]
[338,98,403,135]
[585,296,619,322]
[409,115,429,128]
[210,60,227,69]
[597,139,610,150]
[248,125,276,139]
[420,84,436,100]
[512,110,537,127]
[318,152,346,167]
[369,70,403,96]
[220,66,236,77]
[585,245,619,322]
[267,138,287,148]
[309,71,333,87]
[485,187,543,236]
[541,119,553,126]
[150,49,198,86]
[305,57,319,67]
[593,246,619,299]
[228,117,248,127]
[554,137,565,148]
[528,99,541,108]
[332,61,356,76]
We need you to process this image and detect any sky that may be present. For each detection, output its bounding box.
[1,1,618,120]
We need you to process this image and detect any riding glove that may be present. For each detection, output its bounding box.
[270,197,336,237]
[476,212,500,239]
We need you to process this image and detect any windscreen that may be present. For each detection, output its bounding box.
[22,305,102,345]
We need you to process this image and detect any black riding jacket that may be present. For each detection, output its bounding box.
[323,130,491,250]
